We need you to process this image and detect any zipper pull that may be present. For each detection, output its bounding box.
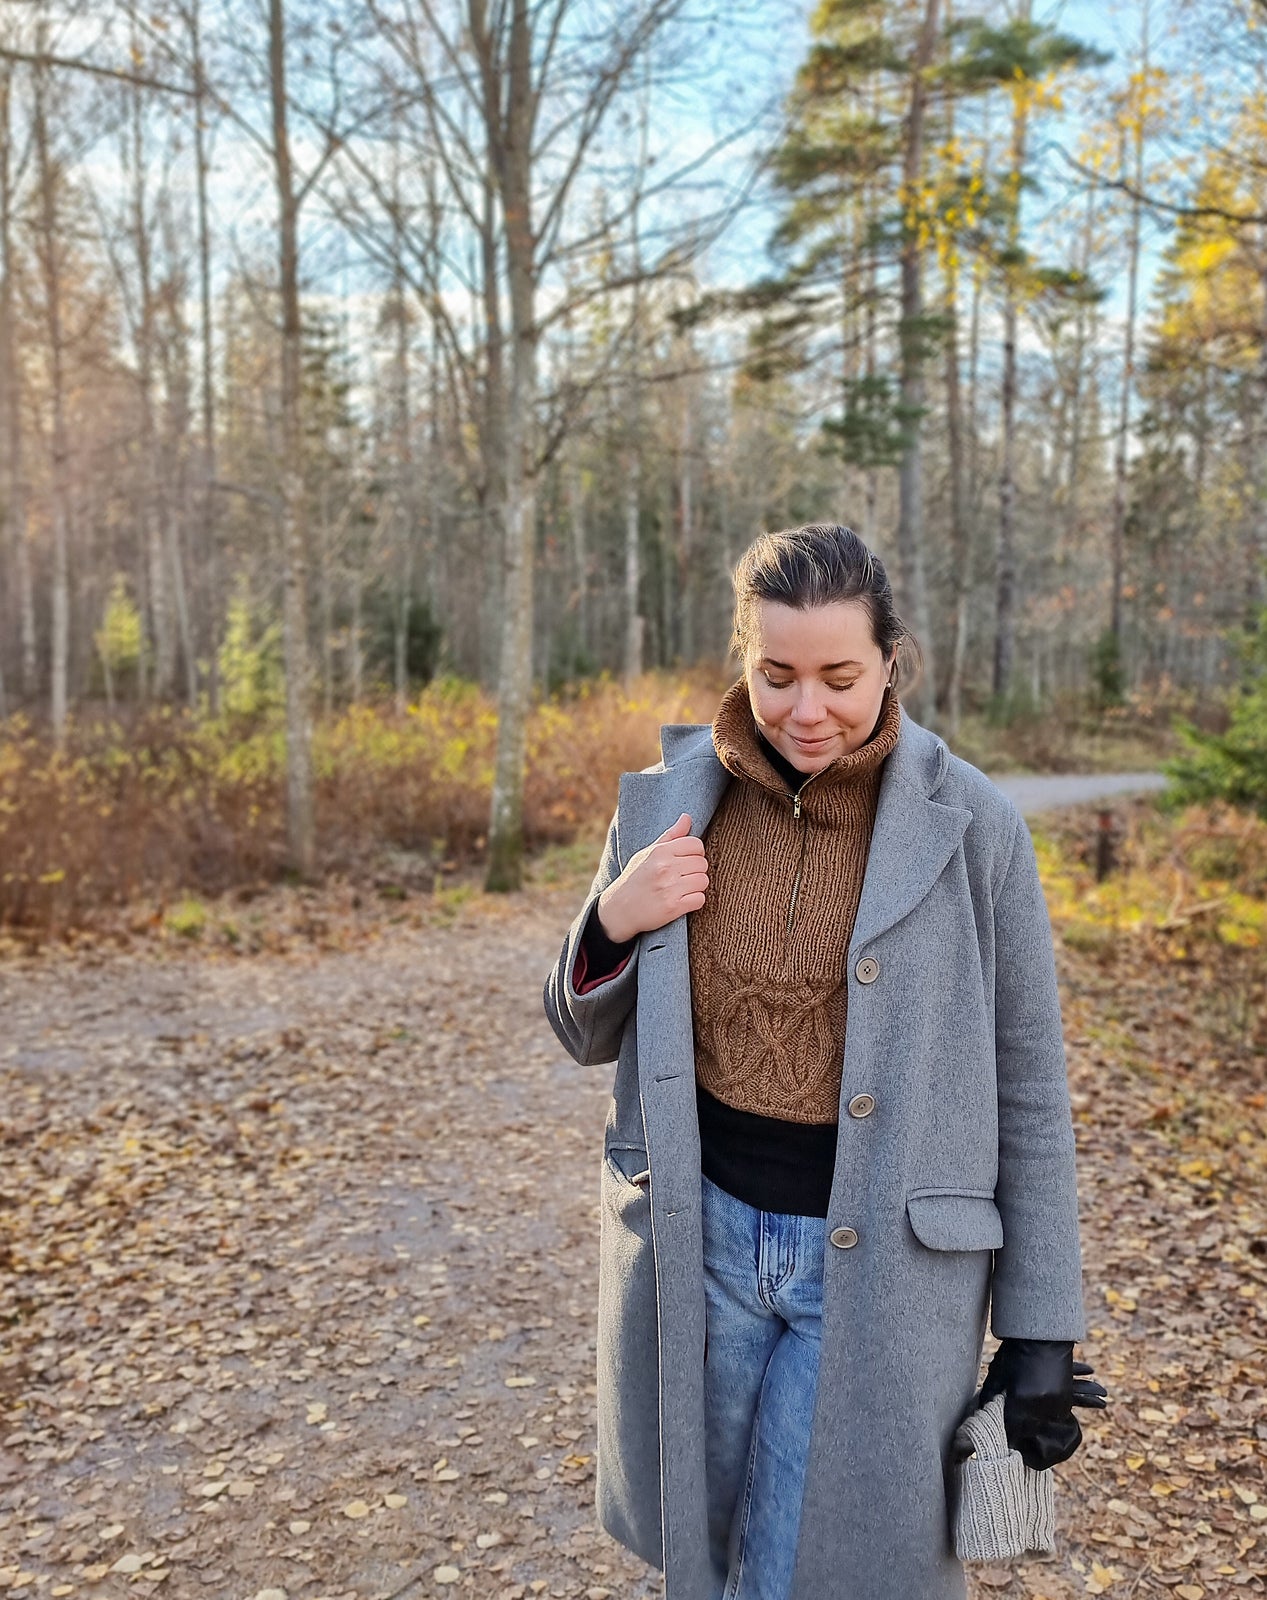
[793,790,802,820]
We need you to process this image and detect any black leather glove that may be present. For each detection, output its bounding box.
[979,1339,1108,1471]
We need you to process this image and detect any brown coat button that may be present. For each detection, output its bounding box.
[847,1093,876,1119]
[855,956,880,984]
[829,1226,859,1250]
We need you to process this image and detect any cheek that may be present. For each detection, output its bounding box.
[749,685,779,723]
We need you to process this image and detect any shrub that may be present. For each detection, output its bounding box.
[217,581,284,720]
[1163,612,1267,819]
[0,669,726,939]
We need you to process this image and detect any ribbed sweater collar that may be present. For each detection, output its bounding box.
[710,675,902,819]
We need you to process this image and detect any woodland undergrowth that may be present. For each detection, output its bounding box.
[0,672,723,939]
[0,675,1187,941]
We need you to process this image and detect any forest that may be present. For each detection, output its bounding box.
[0,0,1265,899]
[2,7,1267,1598]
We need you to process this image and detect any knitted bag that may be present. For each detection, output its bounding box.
[952,1393,1056,1562]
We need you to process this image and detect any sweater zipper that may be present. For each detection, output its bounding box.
[786,773,823,933]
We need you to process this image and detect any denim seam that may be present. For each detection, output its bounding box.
[757,1214,795,1309]
[726,1374,766,1600]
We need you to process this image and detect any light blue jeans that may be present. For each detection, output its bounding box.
[701,1171,826,1600]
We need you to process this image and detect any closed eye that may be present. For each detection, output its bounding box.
[763,675,858,692]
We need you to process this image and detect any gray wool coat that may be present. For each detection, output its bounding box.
[542,701,1087,1600]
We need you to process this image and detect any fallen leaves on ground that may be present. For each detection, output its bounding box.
[0,822,1264,1599]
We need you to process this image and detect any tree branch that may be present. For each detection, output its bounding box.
[1053,141,1267,227]
[0,45,196,98]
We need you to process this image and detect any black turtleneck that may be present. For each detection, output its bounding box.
[755,728,812,792]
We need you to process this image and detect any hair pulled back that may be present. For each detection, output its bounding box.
[728,522,924,693]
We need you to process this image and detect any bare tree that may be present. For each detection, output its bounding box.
[187,0,221,710]
[328,0,747,888]
[0,40,35,706]
[30,26,73,741]
[991,0,1030,707]
[894,0,940,728]
[1108,0,1152,670]
[268,0,315,874]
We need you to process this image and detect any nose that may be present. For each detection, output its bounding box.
[791,685,828,726]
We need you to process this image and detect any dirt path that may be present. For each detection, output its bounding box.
[0,889,664,1600]
[1,851,1263,1600]
[988,771,1169,816]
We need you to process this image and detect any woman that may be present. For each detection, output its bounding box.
[542,523,1104,1600]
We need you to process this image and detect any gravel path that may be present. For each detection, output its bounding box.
[0,889,666,1600]
[989,770,1169,816]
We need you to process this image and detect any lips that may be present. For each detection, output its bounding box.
[791,733,834,748]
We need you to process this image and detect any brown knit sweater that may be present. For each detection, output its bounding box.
[687,677,903,1123]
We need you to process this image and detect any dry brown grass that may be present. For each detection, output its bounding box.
[0,670,728,940]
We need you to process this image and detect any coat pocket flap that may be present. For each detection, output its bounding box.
[906,1190,1004,1251]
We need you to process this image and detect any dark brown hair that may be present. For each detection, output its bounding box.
[728,522,924,691]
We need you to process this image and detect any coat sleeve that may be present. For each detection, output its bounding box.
[989,807,1088,1342]
[542,799,641,1067]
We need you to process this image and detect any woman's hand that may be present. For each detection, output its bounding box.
[595,812,709,943]
[980,1339,1108,1470]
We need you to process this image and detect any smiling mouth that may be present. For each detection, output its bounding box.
[790,733,834,747]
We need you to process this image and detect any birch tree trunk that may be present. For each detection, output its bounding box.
[191,0,220,712]
[1063,185,1096,560]
[894,0,940,726]
[269,0,315,875]
[678,379,695,663]
[392,196,414,716]
[485,0,538,892]
[33,45,71,742]
[623,448,643,683]
[126,21,175,701]
[349,558,364,703]
[622,135,645,686]
[1250,257,1267,630]
[568,460,588,657]
[992,0,1032,705]
[0,55,33,704]
[1110,60,1147,660]
[942,245,970,735]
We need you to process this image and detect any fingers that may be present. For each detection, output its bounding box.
[652,814,705,855]
[654,812,693,842]
[1071,1360,1109,1407]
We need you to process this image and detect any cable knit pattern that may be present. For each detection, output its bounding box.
[688,677,902,1123]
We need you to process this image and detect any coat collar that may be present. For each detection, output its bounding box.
[619,701,971,958]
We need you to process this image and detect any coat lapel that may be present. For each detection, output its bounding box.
[848,708,974,957]
[616,733,730,853]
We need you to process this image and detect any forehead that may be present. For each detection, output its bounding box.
[750,598,877,662]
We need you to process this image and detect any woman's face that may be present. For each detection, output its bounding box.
[745,598,897,775]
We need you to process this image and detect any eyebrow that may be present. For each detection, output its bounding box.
[760,657,864,672]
